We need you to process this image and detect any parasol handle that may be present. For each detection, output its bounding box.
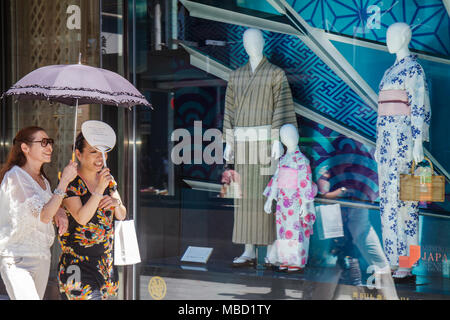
[99,150,117,191]
[72,99,79,156]
[58,153,76,181]
[102,151,107,168]
[59,98,79,183]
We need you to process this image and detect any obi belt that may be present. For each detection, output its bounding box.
[378,89,410,116]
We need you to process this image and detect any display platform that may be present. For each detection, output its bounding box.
[140,257,450,300]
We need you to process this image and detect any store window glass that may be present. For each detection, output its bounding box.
[129,0,450,300]
[3,0,448,301]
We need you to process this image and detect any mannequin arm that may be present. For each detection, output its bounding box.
[263,165,280,214]
[407,62,430,163]
[271,140,283,159]
[299,202,313,218]
[223,74,235,162]
[224,143,233,162]
[271,70,298,130]
[413,142,424,164]
[264,198,274,214]
[300,201,316,225]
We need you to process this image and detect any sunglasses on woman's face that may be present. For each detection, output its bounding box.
[31,138,55,147]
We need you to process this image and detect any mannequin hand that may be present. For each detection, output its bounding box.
[264,198,273,214]
[301,202,315,219]
[271,140,283,159]
[413,143,424,164]
[224,144,233,162]
[299,204,308,219]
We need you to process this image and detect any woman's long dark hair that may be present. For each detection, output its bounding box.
[0,126,49,184]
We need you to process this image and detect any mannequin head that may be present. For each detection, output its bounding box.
[386,22,411,54]
[243,28,265,58]
[279,124,299,151]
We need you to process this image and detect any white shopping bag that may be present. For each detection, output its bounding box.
[114,220,141,265]
[316,204,344,240]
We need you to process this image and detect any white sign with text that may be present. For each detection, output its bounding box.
[181,246,213,264]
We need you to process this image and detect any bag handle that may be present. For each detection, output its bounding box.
[410,156,433,175]
[119,221,127,258]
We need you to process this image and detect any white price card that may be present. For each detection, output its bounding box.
[181,246,213,264]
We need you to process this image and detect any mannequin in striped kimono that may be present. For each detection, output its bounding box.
[223,28,298,266]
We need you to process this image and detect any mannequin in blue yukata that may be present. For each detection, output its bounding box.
[375,22,431,282]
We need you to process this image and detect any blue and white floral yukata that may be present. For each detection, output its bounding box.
[375,54,431,268]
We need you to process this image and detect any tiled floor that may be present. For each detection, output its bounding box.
[2,260,449,300]
[137,261,450,300]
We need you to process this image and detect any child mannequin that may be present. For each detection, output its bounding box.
[263,124,317,272]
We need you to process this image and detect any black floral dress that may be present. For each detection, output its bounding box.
[58,176,119,300]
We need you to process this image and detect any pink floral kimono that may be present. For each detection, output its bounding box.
[263,146,317,268]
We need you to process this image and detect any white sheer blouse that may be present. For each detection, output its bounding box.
[0,166,55,259]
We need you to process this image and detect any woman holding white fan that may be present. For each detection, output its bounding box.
[58,131,126,300]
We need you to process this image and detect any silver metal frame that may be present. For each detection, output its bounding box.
[131,0,137,301]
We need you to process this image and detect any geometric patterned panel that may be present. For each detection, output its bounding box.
[181,16,377,137]
[298,116,379,202]
[173,66,226,182]
[288,0,450,57]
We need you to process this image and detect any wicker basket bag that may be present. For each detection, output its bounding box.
[399,157,445,202]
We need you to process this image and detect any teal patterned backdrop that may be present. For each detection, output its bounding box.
[174,0,450,278]
[178,1,450,211]
[289,0,450,57]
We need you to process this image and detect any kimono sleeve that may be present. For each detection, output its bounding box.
[223,74,235,145]
[297,159,317,204]
[263,163,280,200]
[297,159,317,228]
[406,63,431,144]
[271,69,298,130]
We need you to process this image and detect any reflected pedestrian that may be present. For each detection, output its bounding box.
[317,166,398,300]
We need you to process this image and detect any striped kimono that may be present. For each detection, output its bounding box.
[223,56,298,245]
